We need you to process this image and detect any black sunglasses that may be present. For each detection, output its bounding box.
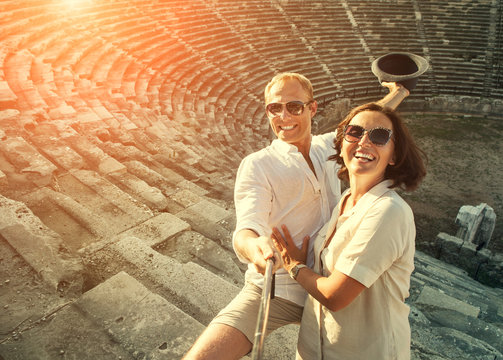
[343,124,393,146]
[266,100,314,117]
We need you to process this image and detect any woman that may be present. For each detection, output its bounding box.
[272,103,426,359]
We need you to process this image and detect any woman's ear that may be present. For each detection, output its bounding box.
[389,153,396,166]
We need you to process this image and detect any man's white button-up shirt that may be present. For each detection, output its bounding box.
[233,133,341,306]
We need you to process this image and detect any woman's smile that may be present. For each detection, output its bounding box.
[342,110,395,187]
[353,150,375,162]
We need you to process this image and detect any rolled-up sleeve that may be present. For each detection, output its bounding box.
[335,197,413,288]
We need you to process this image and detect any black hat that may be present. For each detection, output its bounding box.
[371,52,429,91]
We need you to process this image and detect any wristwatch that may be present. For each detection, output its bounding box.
[289,264,308,280]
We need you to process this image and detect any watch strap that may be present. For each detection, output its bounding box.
[289,264,308,280]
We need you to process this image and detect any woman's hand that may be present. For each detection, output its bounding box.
[378,81,410,110]
[381,81,410,97]
[271,225,309,273]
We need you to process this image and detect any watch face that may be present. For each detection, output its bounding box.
[290,264,306,280]
[290,265,299,279]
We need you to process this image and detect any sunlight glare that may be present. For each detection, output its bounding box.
[61,0,92,10]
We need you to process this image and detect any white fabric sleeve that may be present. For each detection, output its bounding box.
[335,198,411,287]
[232,156,273,263]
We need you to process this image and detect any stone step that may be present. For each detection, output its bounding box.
[0,195,83,295]
[173,195,234,250]
[69,136,127,176]
[30,135,86,171]
[75,271,205,359]
[411,321,502,360]
[19,170,161,252]
[0,271,205,359]
[412,251,503,323]
[262,324,299,360]
[0,299,134,360]
[123,159,179,196]
[93,235,241,324]
[21,187,111,241]
[80,212,191,255]
[409,253,503,358]
[69,169,152,221]
[413,292,503,353]
[0,136,57,187]
[415,285,481,318]
[108,171,169,211]
[155,229,244,286]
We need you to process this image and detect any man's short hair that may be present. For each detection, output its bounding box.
[264,73,314,103]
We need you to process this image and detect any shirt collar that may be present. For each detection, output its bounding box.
[341,179,394,216]
[271,136,313,155]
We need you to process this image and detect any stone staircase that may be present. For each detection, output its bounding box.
[0,193,299,359]
[1,191,502,359]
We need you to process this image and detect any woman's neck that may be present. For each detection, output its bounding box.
[345,175,384,211]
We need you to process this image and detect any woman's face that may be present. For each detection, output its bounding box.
[341,110,395,185]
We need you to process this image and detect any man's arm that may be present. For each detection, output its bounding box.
[234,229,282,274]
[233,157,282,274]
[376,82,410,110]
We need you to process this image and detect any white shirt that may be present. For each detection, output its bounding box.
[297,180,415,359]
[233,133,341,306]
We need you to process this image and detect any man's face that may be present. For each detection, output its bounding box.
[265,79,316,151]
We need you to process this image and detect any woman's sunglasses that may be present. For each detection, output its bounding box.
[266,100,314,117]
[343,124,393,146]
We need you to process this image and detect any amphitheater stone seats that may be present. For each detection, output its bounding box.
[0,1,502,359]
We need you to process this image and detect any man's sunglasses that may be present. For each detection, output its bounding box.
[343,124,393,146]
[265,100,314,117]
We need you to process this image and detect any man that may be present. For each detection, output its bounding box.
[183,73,409,360]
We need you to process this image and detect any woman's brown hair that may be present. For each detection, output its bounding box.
[329,102,427,191]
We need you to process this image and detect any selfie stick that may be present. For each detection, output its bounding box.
[251,258,275,360]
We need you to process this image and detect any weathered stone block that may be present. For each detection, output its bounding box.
[109,172,168,211]
[0,136,57,187]
[75,271,205,359]
[436,232,463,263]
[415,285,480,318]
[110,236,239,324]
[118,213,191,247]
[455,203,496,248]
[0,195,83,294]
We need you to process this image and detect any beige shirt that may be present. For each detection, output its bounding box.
[297,180,415,360]
[232,134,341,306]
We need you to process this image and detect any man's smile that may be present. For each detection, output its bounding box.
[279,125,296,131]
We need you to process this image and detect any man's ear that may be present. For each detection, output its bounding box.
[310,100,318,116]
